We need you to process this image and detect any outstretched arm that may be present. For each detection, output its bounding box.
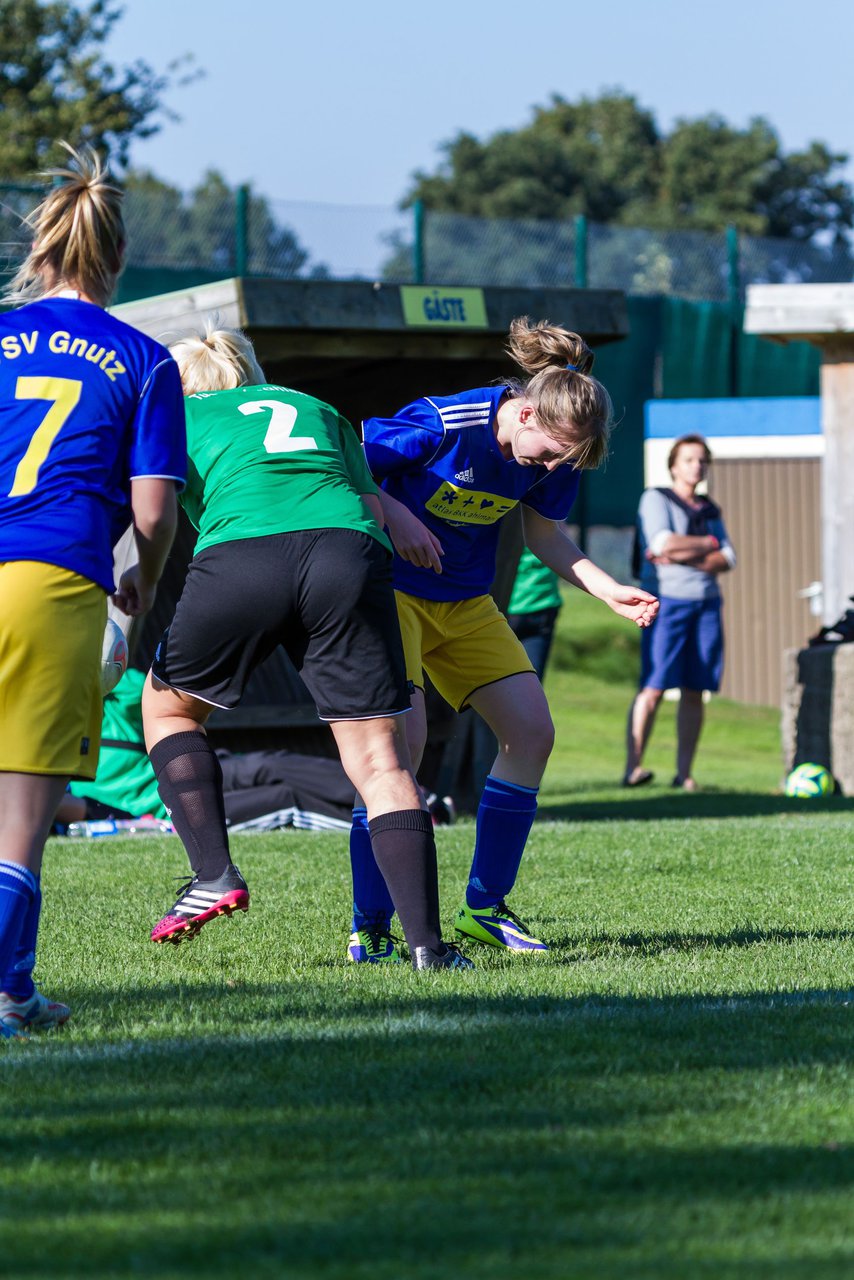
[522,507,659,628]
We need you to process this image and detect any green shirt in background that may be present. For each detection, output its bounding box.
[70,669,166,819]
[182,385,391,555]
[508,546,562,615]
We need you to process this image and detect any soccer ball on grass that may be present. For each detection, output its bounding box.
[784,762,834,799]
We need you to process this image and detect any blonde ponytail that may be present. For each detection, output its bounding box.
[505,316,612,470]
[169,322,266,396]
[7,144,125,308]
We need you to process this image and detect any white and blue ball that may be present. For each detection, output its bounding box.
[785,762,834,799]
[101,618,129,695]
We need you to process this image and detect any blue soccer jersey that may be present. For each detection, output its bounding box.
[363,386,580,601]
[0,297,186,591]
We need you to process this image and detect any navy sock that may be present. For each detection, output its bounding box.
[466,775,538,909]
[2,876,41,1000]
[0,861,38,995]
[349,806,394,932]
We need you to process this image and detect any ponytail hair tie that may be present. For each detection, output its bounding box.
[565,362,579,371]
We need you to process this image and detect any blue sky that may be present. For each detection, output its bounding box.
[109,0,853,207]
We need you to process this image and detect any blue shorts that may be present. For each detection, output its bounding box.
[640,597,724,693]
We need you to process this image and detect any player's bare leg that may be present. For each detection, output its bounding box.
[675,688,704,790]
[0,774,70,876]
[624,686,664,786]
[468,672,554,789]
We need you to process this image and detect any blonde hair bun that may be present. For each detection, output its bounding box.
[505,316,611,470]
[169,321,266,395]
[7,143,124,307]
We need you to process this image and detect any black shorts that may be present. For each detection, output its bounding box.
[151,529,410,720]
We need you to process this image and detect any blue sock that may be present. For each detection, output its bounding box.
[349,807,394,931]
[466,776,539,909]
[2,876,41,1000]
[0,861,38,995]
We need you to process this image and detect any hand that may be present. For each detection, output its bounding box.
[387,506,444,573]
[604,583,660,628]
[112,564,157,617]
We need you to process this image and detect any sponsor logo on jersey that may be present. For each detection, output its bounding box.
[424,481,517,526]
[454,467,475,483]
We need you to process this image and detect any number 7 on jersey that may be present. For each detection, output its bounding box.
[9,376,82,497]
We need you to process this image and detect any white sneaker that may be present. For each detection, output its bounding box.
[0,988,71,1037]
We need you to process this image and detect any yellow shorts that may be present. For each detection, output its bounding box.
[395,591,534,712]
[0,561,106,779]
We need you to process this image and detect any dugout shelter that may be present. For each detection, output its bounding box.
[112,277,628,793]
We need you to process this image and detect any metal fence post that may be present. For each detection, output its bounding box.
[235,185,249,276]
[575,214,588,288]
[413,199,425,284]
[726,224,740,395]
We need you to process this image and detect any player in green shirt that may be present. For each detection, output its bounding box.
[142,325,470,971]
[181,384,388,556]
[507,546,563,682]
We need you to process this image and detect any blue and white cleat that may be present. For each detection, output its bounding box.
[455,900,548,952]
[0,988,71,1037]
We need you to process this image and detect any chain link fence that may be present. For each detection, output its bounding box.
[0,184,40,280]
[2,180,853,297]
[587,223,730,301]
[261,199,413,281]
[417,212,854,300]
[739,232,853,288]
[420,211,577,288]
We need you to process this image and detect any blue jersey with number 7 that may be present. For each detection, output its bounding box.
[0,296,186,591]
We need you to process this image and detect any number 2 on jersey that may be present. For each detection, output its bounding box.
[239,399,318,454]
[9,376,83,497]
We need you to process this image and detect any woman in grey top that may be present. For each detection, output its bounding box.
[624,434,736,790]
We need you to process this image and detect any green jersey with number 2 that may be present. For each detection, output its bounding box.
[181,385,390,555]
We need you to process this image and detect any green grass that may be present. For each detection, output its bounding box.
[2,594,853,1279]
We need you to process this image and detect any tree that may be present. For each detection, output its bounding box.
[402,92,854,243]
[122,170,319,278]
[657,116,854,243]
[407,93,660,225]
[0,0,193,175]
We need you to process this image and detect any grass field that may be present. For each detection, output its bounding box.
[2,595,852,1279]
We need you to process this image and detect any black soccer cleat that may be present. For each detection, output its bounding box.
[411,941,475,970]
[151,863,249,944]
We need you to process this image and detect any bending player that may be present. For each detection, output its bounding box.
[142,326,471,971]
[348,317,658,961]
[0,147,185,1037]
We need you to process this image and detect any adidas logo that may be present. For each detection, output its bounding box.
[454,468,475,483]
